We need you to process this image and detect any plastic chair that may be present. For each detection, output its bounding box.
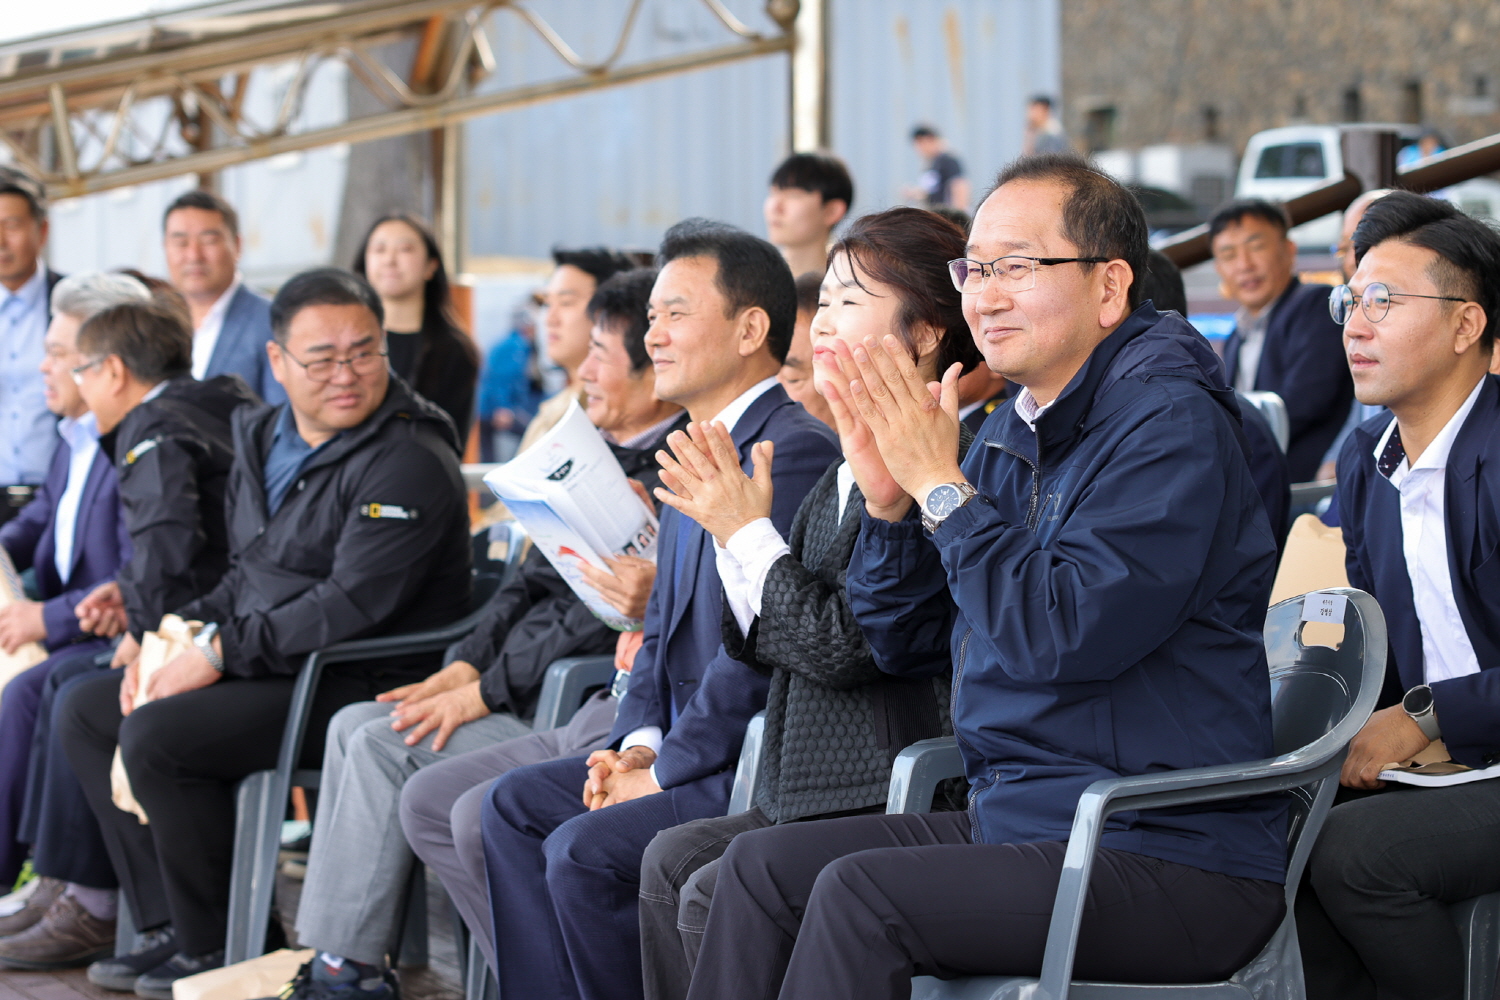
[223,571,509,965]
[892,588,1385,1000]
[531,655,617,731]
[726,711,766,816]
[1240,391,1290,454]
[1451,892,1500,1000]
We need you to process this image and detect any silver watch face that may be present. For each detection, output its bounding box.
[926,484,964,518]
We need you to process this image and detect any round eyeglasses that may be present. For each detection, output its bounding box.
[947,255,1109,295]
[1329,282,1469,325]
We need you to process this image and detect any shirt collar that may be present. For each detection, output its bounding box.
[1373,376,1486,486]
[57,410,100,448]
[604,410,684,451]
[197,276,242,333]
[0,265,46,311]
[1012,386,1055,432]
[141,380,169,404]
[709,376,780,435]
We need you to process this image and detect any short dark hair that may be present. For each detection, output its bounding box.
[270,268,384,345]
[1030,95,1054,110]
[794,270,822,315]
[929,205,971,235]
[587,267,658,374]
[911,124,939,141]
[993,153,1150,308]
[829,207,983,377]
[552,247,636,289]
[163,189,240,240]
[769,153,855,211]
[1354,190,1500,349]
[1208,198,1291,242]
[657,218,797,364]
[1141,250,1188,315]
[77,302,193,383]
[0,166,46,221]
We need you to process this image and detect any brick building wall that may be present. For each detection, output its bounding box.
[1060,0,1500,156]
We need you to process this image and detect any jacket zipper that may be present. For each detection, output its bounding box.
[992,443,1043,530]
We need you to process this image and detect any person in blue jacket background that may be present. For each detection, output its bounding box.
[683,154,1288,1000]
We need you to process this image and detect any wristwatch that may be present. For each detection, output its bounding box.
[1402,684,1440,741]
[921,482,979,534]
[194,622,225,674]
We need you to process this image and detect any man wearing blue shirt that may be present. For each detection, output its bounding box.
[0,168,64,524]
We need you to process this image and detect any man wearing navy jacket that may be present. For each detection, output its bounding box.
[1302,193,1500,1000]
[1215,199,1353,482]
[684,155,1288,1000]
[477,219,838,1000]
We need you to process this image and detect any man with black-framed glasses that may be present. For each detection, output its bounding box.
[57,269,472,999]
[1300,191,1500,1000]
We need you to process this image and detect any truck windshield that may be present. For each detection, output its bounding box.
[1253,142,1326,179]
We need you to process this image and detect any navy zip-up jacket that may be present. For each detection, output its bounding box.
[849,304,1289,884]
[1337,375,1500,768]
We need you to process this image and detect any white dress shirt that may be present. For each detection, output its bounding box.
[190,277,242,380]
[1013,386,1055,431]
[1373,377,1485,684]
[52,412,102,583]
[622,376,781,759]
[1232,306,1270,394]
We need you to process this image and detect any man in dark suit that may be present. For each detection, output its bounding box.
[1214,198,1352,482]
[0,274,146,910]
[1301,194,1500,1000]
[476,220,838,1000]
[162,190,286,406]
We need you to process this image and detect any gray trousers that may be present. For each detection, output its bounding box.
[293,700,531,964]
[638,808,773,1000]
[398,691,618,970]
[1301,780,1500,1000]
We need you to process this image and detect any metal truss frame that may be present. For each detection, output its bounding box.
[0,0,795,198]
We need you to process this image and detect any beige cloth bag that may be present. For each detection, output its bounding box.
[0,546,49,707]
[111,614,202,823]
[171,948,314,1000]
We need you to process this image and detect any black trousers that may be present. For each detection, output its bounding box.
[1299,781,1500,1000]
[684,811,1286,1000]
[59,664,424,956]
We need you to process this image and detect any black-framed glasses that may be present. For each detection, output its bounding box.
[1329,282,1470,325]
[69,357,105,384]
[948,255,1109,294]
[282,347,389,383]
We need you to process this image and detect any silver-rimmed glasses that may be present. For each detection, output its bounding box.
[1329,282,1469,325]
[947,255,1109,294]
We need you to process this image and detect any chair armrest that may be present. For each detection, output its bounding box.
[532,655,616,731]
[887,737,965,814]
[727,712,767,815]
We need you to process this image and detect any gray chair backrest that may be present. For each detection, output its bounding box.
[1241,390,1290,453]
[727,712,766,815]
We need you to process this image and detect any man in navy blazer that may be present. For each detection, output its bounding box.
[1301,193,1500,1000]
[0,273,143,897]
[1214,199,1353,482]
[162,190,283,405]
[475,220,838,1000]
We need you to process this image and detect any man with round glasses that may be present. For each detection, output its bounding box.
[1301,190,1500,1000]
[58,269,473,998]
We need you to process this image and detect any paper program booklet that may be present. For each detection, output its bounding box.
[1380,740,1500,788]
[483,398,658,631]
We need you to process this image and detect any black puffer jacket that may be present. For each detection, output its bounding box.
[178,375,471,679]
[454,413,689,720]
[111,374,260,639]
[723,427,972,823]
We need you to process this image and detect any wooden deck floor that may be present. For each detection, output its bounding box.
[0,870,465,1000]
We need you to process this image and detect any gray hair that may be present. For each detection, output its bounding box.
[51,272,151,323]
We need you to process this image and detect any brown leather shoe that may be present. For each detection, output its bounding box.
[0,893,115,969]
[0,877,65,937]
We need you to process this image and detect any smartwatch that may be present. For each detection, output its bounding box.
[1402,684,1440,741]
[921,482,979,534]
[194,622,225,674]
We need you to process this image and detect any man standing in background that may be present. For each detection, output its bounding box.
[1023,95,1071,155]
[0,168,63,526]
[907,125,970,211]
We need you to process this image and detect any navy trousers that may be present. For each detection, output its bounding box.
[481,754,732,1000]
[20,649,116,888]
[0,641,108,885]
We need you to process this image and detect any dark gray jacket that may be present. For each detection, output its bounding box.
[178,375,471,679]
[722,429,971,823]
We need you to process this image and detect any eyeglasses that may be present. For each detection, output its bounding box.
[281,347,389,382]
[1329,282,1470,325]
[69,357,105,384]
[947,255,1109,294]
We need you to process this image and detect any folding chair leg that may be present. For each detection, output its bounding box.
[465,936,496,1000]
[114,889,138,957]
[395,866,428,968]
[226,770,285,965]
